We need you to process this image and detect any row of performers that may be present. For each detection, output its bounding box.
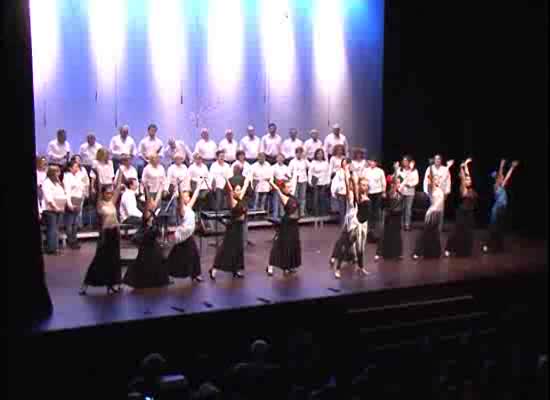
[78,157,520,294]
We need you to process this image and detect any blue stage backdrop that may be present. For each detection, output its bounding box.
[30,0,383,157]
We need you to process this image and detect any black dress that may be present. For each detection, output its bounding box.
[445,191,477,257]
[377,194,403,259]
[414,189,444,258]
[269,196,301,271]
[165,206,202,279]
[84,227,122,287]
[212,200,247,273]
[123,216,170,289]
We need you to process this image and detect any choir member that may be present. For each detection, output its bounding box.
[281,128,304,164]
[288,147,309,217]
[188,153,211,220]
[36,156,48,218]
[162,138,193,167]
[141,153,166,198]
[123,186,171,289]
[375,164,404,260]
[329,144,345,177]
[324,123,348,158]
[41,165,67,255]
[445,158,478,257]
[119,178,143,227]
[63,160,87,249]
[209,176,252,280]
[350,148,367,176]
[271,153,291,221]
[304,129,323,161]
[239,125,261,164]
[260,123,282,164]
[194,128,218,168]
[266,178,302,276]
[79,133,102,173]
[218,129,238,163]
[362,156,386,243]
[331,157,350,226]
[137,124,163,177]
[423,155,454,231]
[209,150,232,213]
[308,148,330,217]
[231,150,252,178]
[47,129,71,166]
[90,148,115,189]
[397,156,419,231]
[252,152,273,211]
[482,159,519,254]
[109,124,137,172]
[166,152,189,194]
[79,172,125,295]
[165,184,203,282]
[114,153,139,185]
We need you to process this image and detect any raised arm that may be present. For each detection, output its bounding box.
[187,185,201,210]
[502,160,519,188]
[112,168,125,205]
[268,178,289,206]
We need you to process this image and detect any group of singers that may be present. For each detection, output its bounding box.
[35,122,520,293]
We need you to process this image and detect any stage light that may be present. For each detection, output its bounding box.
[148,0,185,107]
[89,0,127,91]
[30,0,59,91]
[207,0,244,95]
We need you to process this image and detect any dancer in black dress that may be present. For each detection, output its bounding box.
[79,172,124,295]
[209,176,252,280]
[412,168,445,260]
[482,159,519,254]
[122,186,171,289]
[375,163,403,260]
[165,181,203,282]
[444,158,478,257]
[266,178,302,276]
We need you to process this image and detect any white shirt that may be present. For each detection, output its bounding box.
[324,133,348,157]
[252,162,273,193]
[272,162,290,181]
[76,169,90,197]
[114,164,139,183]
[304,138,324,160]
[188,162,210,190]
[308,160,330,186]
[109,135,136,159]
[138,136,163,160]
[288,158,309,183]
[119,189,143,221]
[175,205,195,243]
[47,139,71,163]
[166,163,189,191]
[329,155,344,176]
[90,160,115,186]
[36,169,47,187]
[260,134,282,157]
[141,164,166,193]
[397,168,419,197]
[330,169,347,197]
[209,161,232,190]
[231,160,252,178]
[79,142,102,166]
[194,139,218,160]
[162,141,193,164]
[218,138,238,162]
[351,160,367,176]
[63,172,86,208]
[423,165,451,195]
[363,167,386,194]
[281,138,304,159]
[41,178,67,211]
[239,135,261,159]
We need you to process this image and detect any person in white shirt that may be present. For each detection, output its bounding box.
[281,128,304,164]
[271,153,291,221]
[114,153,139,185]
[329,144,346,178]
[63,160,87,249]
[308,148,330,216]
[288,147,309,217]
[239,125,261,163]
[166,152,189,193]
[47,129,71,165]
[141,153,166,197]
[350,148,367,176]
[324,123,348,158]
[90,148,115,190]
[362,157,386,242]
[137,124,163,177]
[397,155,419,231]
[251,152,273,211]
[209,150,232,212]
[119,178,143,226]
[231,150,252,179]
[194,128,218,168]
[330,157,350,225]
[36,156,48,218]
[79,133,102,172]
[109,125,137,172]
[41,165,67,254]
[304,129,323,161]
[423,154,454,231]
[188,153,211,217]
[69,154,91,227]
[218,129,238,163]
[162,138,193,168]
[260,123,282,164]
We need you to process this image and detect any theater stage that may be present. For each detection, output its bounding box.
[35,224,547,333]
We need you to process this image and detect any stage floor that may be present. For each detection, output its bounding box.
[38,224,547,333]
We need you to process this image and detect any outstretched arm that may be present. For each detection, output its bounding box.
[268,178,289,206]
[502,160,519,187]
[112,169,125,205]
[187,185,201,210]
